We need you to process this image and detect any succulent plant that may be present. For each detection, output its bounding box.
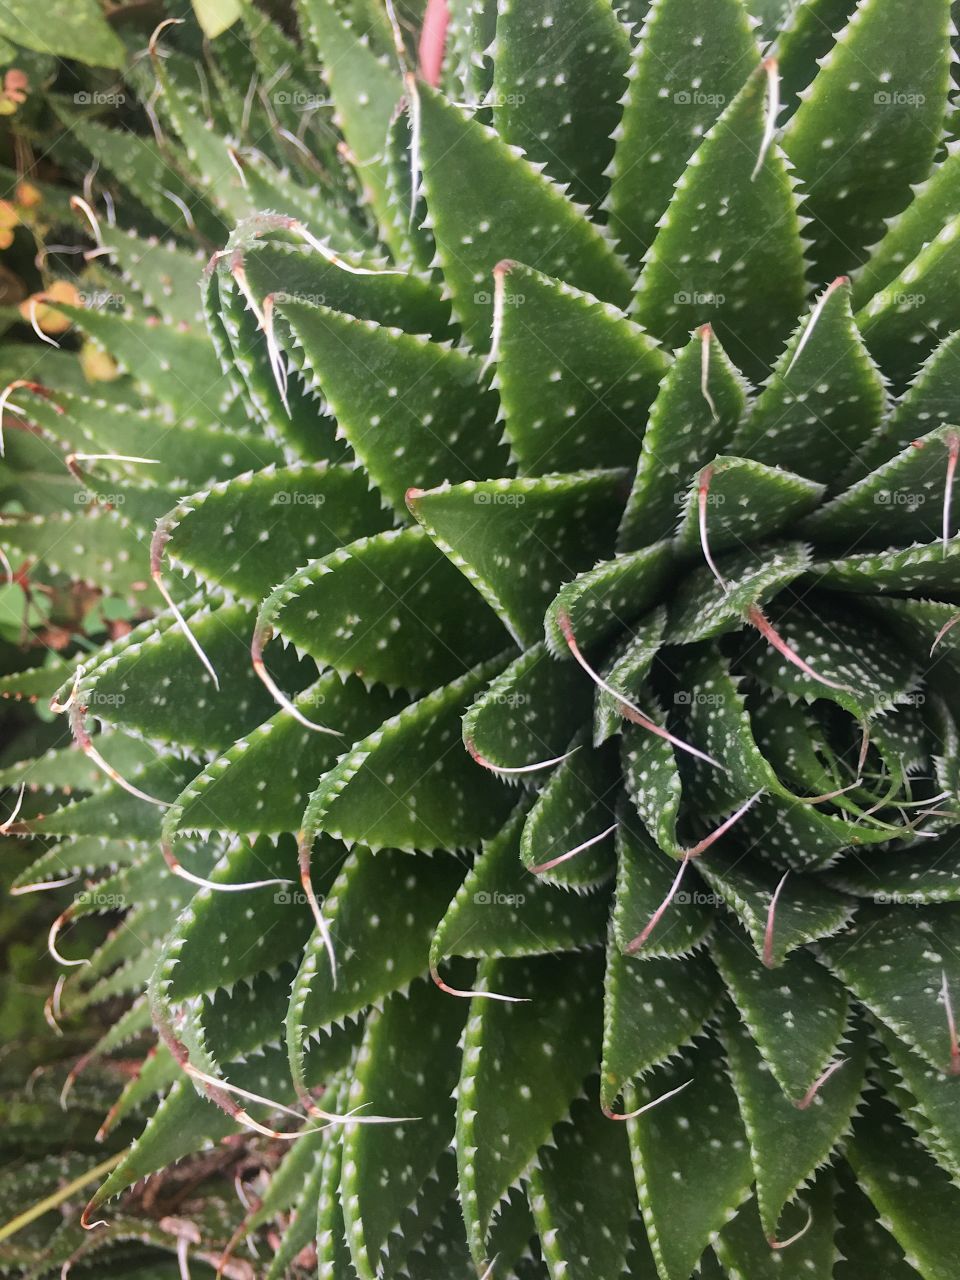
[4,0,960,1276]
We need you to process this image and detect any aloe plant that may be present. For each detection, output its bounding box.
[3,0,960,1275]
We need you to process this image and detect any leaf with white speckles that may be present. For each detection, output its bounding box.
[819,905,960,1076]
[835,1163,922,1280]
[601,933,722,1110]
[812,537,960,595]
[493,262,669,477]
[260,528,508,694]
[847,1090,960,1280]
[632,63,807,379]
[664,544,811,645]
[716,1171,837,1279]
[828,836,960,905]
[731,280,887,489]
[417,84,632,348]
[456,950,602,1262]
[301,657,515,852]
[341,978,468,1280]
[493,0,630,208]
[431,798,609,968]
[593,609,666,746]
[607,0,760,264]
[625,1029,753,1280]
[529,1087,636,1280]
[879,1026,960,1184]
[783,0,952,279]
[282,300,510,513]
[712,922,849,1103]
[543,542,675,655]
[617,327,748,552]
[621,719,682,858]
[720,1002,866,1238]
[673,456,825,553]
[408,472,629,647]
[520,733,619,887]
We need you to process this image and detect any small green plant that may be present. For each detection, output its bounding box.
[4,0,960,1275]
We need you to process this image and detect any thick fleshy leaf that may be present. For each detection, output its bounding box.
[341,978,467,1280]
[408,472,629,647]
[625,1031,753,1280]
[835,1165,922,1280]
[720,1003,866,1237]
[601,936,722,1110]
[528,1089,636,1280]
[417,84,632,347]
[632,63,807,379]
[281,300,509,511]
[819,904,960,1075]
[301,657,515,852]
[543,542,675,656]
[673,456,825,554]
[664,544,812,645]
[880,1026,960,1183]
[847,1090,960,1280]
[593,609,666,746]
[716,1173,837,1279]
[492,0,631,207]
[828,837,960,904]
[456,951,602,1261]
[431,798,609,966]
[783,0,952,278]
[731,279,887,488]
[712,922,849,1102]
[608,0,760,264]
[494,262,669,476]
[812,537,960,595]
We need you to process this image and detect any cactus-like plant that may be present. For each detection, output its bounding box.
[4,0,960,1275]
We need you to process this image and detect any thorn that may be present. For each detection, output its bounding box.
[603,1078,693,1121]
[762,870,790,968]
[48,906,88,968]
[68,699,167,806]
[430,963,529,1004]
[768,1203,813,1250]
[480,261,516,379]
[751,59,781,182]
[161,843,292,894]
[418,0,450,87]
[69,195,102,245]
[697,464,727,591]
[625,854,691,954]
[931,611,960,653]
[0,380,62,458]
[65,452,159,483]
[28,297,61,348]
[150,522,220,690]
[698,324,719,422]
[557,611,725,771]
[943,432,959,555]
[148,16,184,57]
[528,822,617,875]
[746,604,852,693]
[251,625,341,736]
[793,1057,847,1109]
[942,970,960,1075]
[683,790,764,857]
[785,277,848,376]
[464,736,579,775]
[297,831,337,988]
[261,295,290,417]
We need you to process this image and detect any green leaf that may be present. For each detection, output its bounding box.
[528,1088,636,1280]
[341,978,467,1279]
[25,758,195,841]
[281,299,509,511]
[819,904,960,1075]
[618,327,748,551]
[492,0,631,208]
[664,543,812,644]
[601,935,722,1110]
[720,1003,866,1237]
[716,1173,837,1279]
[431,797,609,968]
[612,803,714,959]
[731,279,887,488]
[621,719,682,858]
[607,0,760,264]
[846,1090,960,1280]
[0,0,125,66]
[711,922,849,1103]
[463,642,593,771]
[543,542,675,654]
[417,84,632,347]
[301,657,515,852]
[699,849,856,965]
[880,1026,960,1184]
[520,735,618,887]
[776,0,860,109]
[783,0,952,278]
[835,1164,922,1280]
[812,536,960,595]
[625,1030,753,1280]
[456,951,602,1260]
[673,456,825,554]
[804,424,960,547]
[263,1137,331,1280]
[594,609,666,746]
[828,838,960,904]
[408,471,629,647]
[0,510,149,600]
[259,528,506,693]
[857,212,960,388]
[160,463,390,603]
[493,262,669,476]
[94,225,206,330]
[164,675,406,839]
[632,63,807,379]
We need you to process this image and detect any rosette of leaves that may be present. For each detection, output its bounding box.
[5,0,960,1276]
